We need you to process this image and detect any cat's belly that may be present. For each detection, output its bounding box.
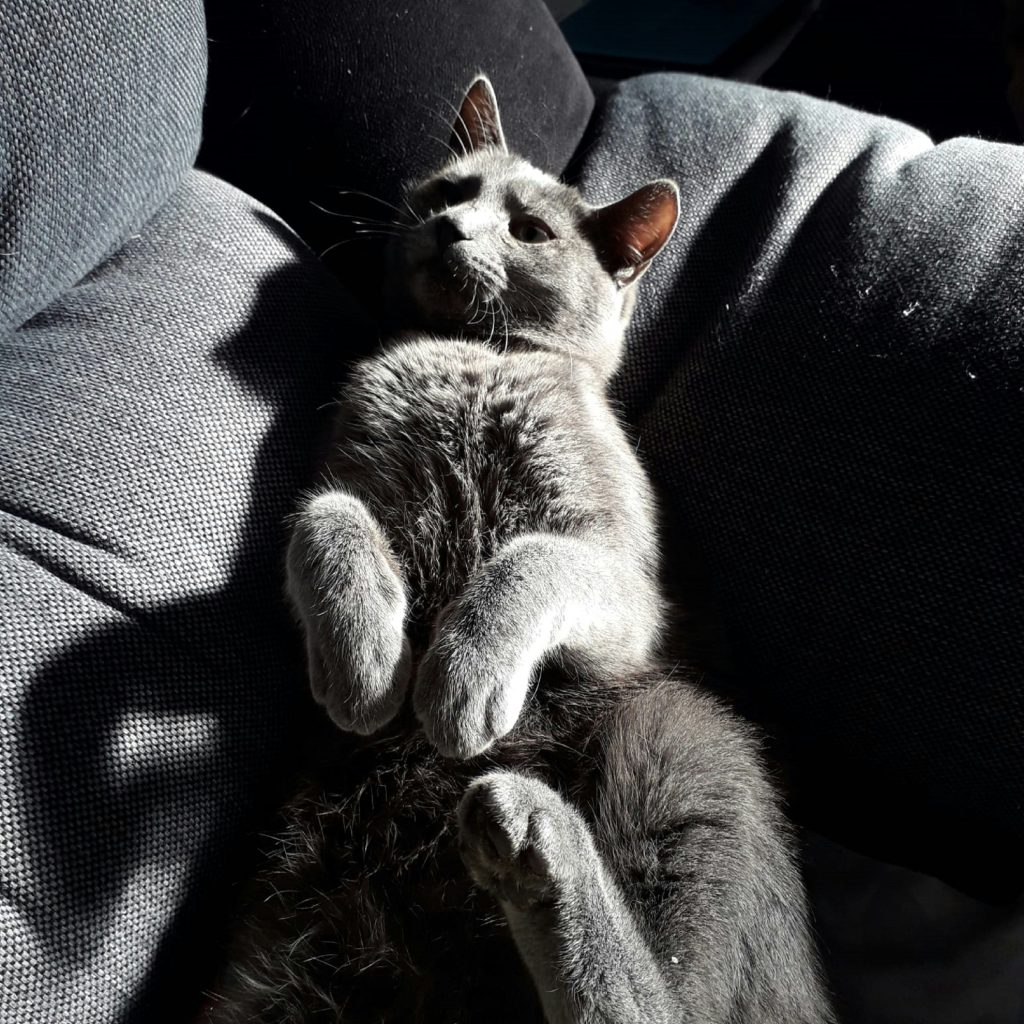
[228,666,645,1022]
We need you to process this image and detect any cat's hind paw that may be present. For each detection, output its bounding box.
[457,771,596,907]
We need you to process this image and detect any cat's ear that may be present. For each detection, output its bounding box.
[451,75,507,155]
[584,180,680,286]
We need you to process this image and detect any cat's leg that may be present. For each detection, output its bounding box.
[286,487,411,734]
[590,681,835,1024]
[457,683,835,1024]
[458,769,678,1024]
[414,531,661,758]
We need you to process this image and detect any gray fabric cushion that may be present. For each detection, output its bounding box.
[576,73,1024,898]
[0,169,363,1023]
[4,60,1022,1022]
[0,0,206,335]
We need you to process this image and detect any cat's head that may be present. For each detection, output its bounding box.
[388,76,679,379]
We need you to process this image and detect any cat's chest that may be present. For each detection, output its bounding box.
[328,341,591,606]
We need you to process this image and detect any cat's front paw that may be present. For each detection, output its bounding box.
[457,771,595,907]
[287,491,412,736]
[306,621,412,736]
[413,622,534,759]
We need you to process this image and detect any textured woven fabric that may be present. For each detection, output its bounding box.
[0,0,206,335]
[577,74,1024,898]
[3,41,1023,1024]
[0,170,365,1023]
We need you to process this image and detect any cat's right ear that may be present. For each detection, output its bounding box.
[450,76,507,155]
[584,180,680,286]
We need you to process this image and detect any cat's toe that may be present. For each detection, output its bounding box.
[457,771,591,906]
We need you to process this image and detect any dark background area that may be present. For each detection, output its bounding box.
[761,0,1018,144]
[550,0,1020,145]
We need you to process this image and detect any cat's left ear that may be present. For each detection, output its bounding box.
[451,75,507,155]
[584,180,680,286]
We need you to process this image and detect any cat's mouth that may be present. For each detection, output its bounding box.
[412,247,506,324]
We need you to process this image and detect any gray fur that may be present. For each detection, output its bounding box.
[210,77,835,1023]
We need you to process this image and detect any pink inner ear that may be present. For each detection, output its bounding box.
[587,182,679,279]
[623,184,679,262]
[454,79,504,153]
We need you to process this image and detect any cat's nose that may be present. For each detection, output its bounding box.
[435,216,469,251]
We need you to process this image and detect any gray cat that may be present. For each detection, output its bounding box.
[206,78,835,1024]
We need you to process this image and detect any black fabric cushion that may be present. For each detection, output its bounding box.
[803,831,1024,1022]
[0,0,207,335]
[0,169,364,1023]
[576,73,1024,901]
[199,0,594,289]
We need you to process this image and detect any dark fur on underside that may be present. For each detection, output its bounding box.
[210,671,826,1023]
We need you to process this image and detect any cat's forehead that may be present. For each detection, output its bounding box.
[423,149,585,214]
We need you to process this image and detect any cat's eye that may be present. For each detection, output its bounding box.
[509,217,555,244]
